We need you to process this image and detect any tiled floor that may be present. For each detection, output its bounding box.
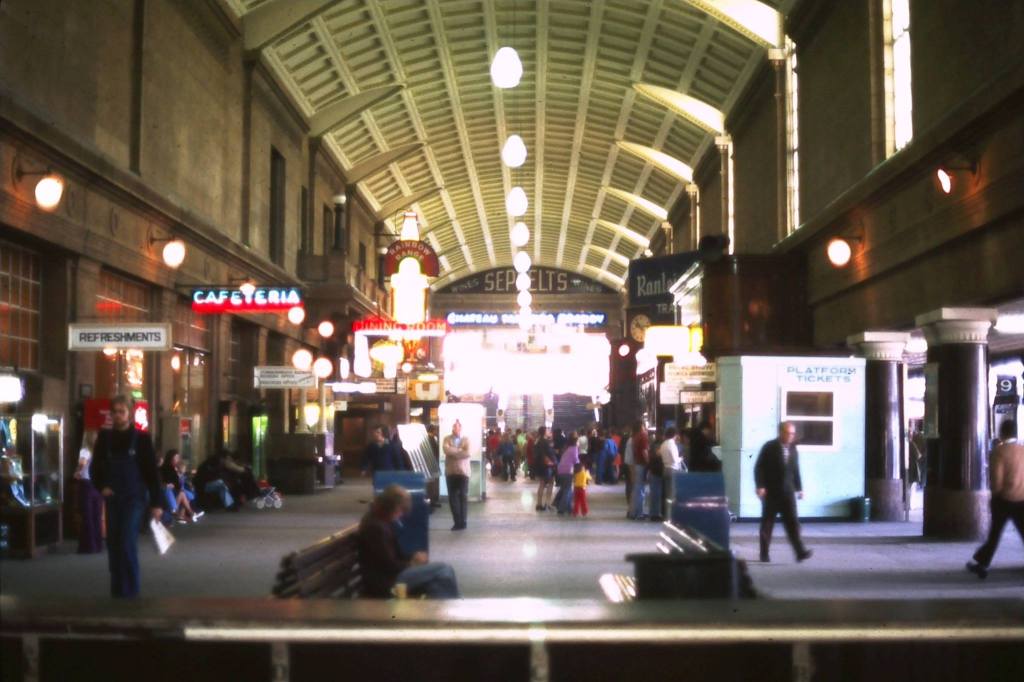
[1,476,1021,600]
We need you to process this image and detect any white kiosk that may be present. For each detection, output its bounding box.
[718,356,866,519]
[437,402,487,501]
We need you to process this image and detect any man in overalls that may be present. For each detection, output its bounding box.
[90,395,163,598]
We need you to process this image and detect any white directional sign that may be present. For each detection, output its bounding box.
[254,366,316,389]
[68,323,172,351]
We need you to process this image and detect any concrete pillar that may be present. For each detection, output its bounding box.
[915,308,997,539]
[848,331,910,521]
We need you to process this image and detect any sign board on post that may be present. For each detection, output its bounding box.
[68,323,172,351]
[679,390,716,404]
[253,366,316,389]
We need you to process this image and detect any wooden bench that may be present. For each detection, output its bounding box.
[272,525,363,599]
[600,522,756,602]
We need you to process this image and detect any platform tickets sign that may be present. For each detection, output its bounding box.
[68,323,172,351]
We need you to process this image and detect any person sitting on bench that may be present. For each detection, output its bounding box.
[358,484,460,599]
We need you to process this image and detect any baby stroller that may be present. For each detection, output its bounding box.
[254,479,283,509]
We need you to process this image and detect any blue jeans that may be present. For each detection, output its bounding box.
[397,562,460,598]
[163,487,178,513]
[106,495,145,598]
[204,480,234,509]
[554,474,573,513]
[631,465,647,518]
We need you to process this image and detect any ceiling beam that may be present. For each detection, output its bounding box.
[603,187,669,222]
[361,2,475,273]
[242,0,339,53]
[633,83,725,134]
[555,0,606,268]
[375,186,443,223]
[680,0,783,48]
[343,142,425,184]
[597,16,717,273]
[307,85,405,137]
[578,0,663,272]
[616,142,694,183]
[533,0,549,264]
[424,1,498,268]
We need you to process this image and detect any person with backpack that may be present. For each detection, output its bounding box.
[89,395,163,598]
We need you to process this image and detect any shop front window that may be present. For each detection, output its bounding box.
[0,241,41,372]
[94,270,150,399]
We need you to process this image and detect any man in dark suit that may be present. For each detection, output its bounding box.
[754,421,812,563]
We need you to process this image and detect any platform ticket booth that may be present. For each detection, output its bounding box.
[717,355,866,519]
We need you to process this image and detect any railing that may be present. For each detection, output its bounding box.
[2,596,1022,682]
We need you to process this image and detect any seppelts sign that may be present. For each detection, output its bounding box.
[437,267,614,295]
[191,287,303,314]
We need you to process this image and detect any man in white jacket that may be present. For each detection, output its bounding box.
[442,420,471,531]
[658,427,685,517]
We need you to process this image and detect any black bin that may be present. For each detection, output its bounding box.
[626,552,740,599]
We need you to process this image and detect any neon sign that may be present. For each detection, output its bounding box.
[352,316,449,337]
[445,311,608,327]
[191,288,302,314]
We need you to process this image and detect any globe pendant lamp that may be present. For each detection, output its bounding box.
[515,272,531,291]
[513,250,532,273]
[510,221,530,247]
[501,135,528,168]
[517,290,532,307]
[490,47,523,89]
[506,187,528,217]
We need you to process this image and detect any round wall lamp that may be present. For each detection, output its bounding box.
[287,306,306,325]
[292,349,313,371]
[150,236,187,269]
[934,156,977,195]
[239,279,257,297]
[312,357,334,379]
[317,320,335,338]
[13,161,65,211]
[827,237,855,268]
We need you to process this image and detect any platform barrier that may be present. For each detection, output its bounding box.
[2,596,1022,682]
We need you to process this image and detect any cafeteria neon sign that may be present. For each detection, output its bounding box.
[191,287,302,313]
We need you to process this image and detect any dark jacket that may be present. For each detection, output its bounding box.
[89,427,162,504]
[357,512,409,598]
[534,438,555,469]
[361,441,400,473]
[754,439,803,496]
[688,429,721,472]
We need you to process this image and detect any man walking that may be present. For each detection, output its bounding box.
[754,421,812,563]
[442,420,471,530]
[967,420,1024,578]
[629,421,650,520]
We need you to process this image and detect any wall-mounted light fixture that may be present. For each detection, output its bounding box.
[150,234,187,269]
[826,234,862,268]
[13,159,64,211]
[934,153,978,195]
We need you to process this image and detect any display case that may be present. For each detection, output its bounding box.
[0,414,64,558]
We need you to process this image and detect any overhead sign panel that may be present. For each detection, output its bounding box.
[627,251,700,312]
[254,366,316,389]
[68,323,172,351]
[445,311,607,328]
[438,266,614,295]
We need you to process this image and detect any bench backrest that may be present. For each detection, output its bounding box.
[273,525,363,599]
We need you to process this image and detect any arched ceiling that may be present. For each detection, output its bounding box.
[227,0,788,289]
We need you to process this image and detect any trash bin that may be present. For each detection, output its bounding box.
[373,471,429,555]
[671,472,731,549]
[850,496,871,522]
[626,552,740,599]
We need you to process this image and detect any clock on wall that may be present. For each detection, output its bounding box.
[629,314,651,343]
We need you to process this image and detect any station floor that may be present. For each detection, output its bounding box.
[1,476,1021,600]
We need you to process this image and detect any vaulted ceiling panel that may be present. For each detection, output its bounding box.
[235,0,783,288]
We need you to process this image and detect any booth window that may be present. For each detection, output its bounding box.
[782,390,835,447]
[0,242,41,371]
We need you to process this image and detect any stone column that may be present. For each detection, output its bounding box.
[848,331,909,521]
[915,308,997,539]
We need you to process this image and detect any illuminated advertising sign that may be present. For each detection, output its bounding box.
[352,316,449,337]
[191,287,302,314]
[383,240,440,277]
[445,311,607,328]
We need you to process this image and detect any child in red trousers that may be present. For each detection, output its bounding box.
[572,463,591,517]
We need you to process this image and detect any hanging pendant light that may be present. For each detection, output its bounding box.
[510,221,530,247]
[506,187,528,217]
[501,135,528,168]
[517,290,532,307]
[513,250,532,273]
[490,47,523,89]
[515,272,531,291]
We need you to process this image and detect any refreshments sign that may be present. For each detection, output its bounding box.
[191,287,302,314]
[68,323,172,350]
